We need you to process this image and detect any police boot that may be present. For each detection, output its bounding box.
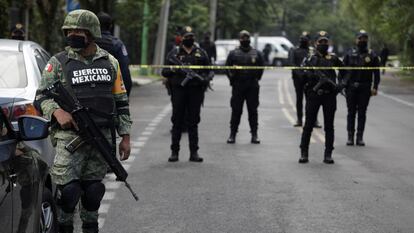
[251,133,261,144]
[189,152,203,162]
[59,224,74,233]
[82,222,99,233]
[227,132,236,144]
[346,131,354,146]
[293,120,303,127]
[298,149,309,163]
[313,120,322,128]
[356,133,365,146]
[323,150,335,164]
[168,151,179,162]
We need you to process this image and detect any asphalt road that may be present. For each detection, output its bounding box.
[87,69,414,233]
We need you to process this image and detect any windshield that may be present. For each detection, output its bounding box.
[0,51,27,88]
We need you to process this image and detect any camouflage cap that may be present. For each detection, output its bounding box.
[62,9,101,38]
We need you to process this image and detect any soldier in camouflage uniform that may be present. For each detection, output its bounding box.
[35,10,132,233]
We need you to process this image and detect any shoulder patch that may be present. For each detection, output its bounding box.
[121,45,128,56]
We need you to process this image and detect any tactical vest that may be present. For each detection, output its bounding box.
[347,49,375,84]
[232,47,260,79]
[306,54,338,91]
[55,51,116,127]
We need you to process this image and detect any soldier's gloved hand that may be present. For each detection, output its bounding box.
[53,108,79,131]
[371,88,378,96]
[119,135,131,161]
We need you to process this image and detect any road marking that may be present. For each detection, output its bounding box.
[379,91,414,108]
[282,107,316,143]
[137,136,149,141]
[278,79,285,104]
[102,192,116,201]
[98,103,172,229]
[98,204,110,214]
[283,77,296,112]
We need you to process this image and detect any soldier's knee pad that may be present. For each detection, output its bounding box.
[57,180,82,213]
[81,180,105,211]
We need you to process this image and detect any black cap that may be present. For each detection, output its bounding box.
[356,29,368,39]
[300,31,311,41]
[11,23,25,35]
[97,12,113,30]
[315,30,329,42]
[181,26,195,37]
[239,30,250,39]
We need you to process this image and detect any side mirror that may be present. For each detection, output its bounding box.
[17,115,49,141]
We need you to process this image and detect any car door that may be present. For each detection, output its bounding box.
[1,108,41,232]
[0,108,18,233]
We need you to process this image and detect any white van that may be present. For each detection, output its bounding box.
[252,36,294,66]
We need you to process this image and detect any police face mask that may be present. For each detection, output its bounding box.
[316,44,329,55]
[182,38,194,48]
[66,34,89,51]
[240,40,251,48]
[357,41,368,51]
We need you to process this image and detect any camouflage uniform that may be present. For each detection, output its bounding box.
[35,9,131,233]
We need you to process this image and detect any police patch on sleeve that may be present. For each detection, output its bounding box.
[121,45,128,56]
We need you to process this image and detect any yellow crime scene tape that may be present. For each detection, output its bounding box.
[130,64,414,70]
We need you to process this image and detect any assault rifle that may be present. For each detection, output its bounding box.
[168,55,206,87]
[42,81,139,201]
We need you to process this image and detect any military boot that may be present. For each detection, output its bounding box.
[298,149,309,163]
[58,224,74,233]
[82,222,99,233]
[226,132,236,144]
[168,151,179,162]
[356,133,365,146]
[251,133,261,144]
[323,150,335,164]
[189,152,203,162]
[346,131,354,146]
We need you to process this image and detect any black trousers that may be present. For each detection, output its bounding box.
[293,76,306,121]
[230,81,260,134]
[170,85,204,153]
[300,91,337,151]
[346,86,371,135]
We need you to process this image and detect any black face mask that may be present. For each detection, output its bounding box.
[357,41,368,51]
[317,44,329,54]
[299,41,309,48]
[182,38,194,48]
[66,35,88,49]
[240,40,250,48]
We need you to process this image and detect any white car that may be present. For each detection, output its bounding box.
[0,39,55,166]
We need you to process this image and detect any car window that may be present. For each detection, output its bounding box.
[34,49,47,72]
[0,109,12,141]
[0,51,27,88]
[40,49,51,63]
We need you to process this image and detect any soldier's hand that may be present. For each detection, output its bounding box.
[53,108,79,131]
[371,88,378,96]
[119,135,131,161]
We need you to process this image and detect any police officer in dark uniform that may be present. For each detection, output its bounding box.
[162,26,213,163]
[299,31,345,164]
[199,32,217,63]
[343,30,380,146]
[96,12,133,96]
[10,23,25,40]
[289,31,311,127]
[226,30,264,144]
